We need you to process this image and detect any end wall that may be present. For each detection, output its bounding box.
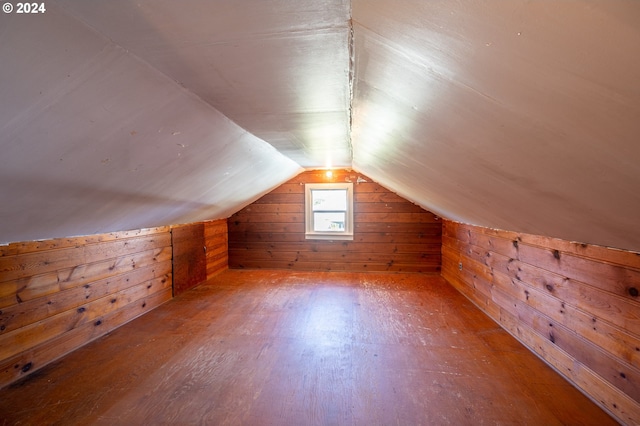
[442,220,640,425]
[228,170,441,273]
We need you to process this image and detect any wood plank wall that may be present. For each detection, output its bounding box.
[172,223,206,296]
[0,227,173,388]
[205,219,228,279]
[172,219,229,296]
[441,220,640,425]
[228,170,441,273]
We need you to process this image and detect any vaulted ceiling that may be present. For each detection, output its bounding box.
[1,1,639,251]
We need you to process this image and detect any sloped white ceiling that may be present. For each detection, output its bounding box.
[55,0,353,168]
[351,0,640,251]
[1,1,639,252]
[0,4,302,243]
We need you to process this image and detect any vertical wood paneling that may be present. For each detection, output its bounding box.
[0,227,172,388]
[441,220,640,425]
[171,223,206,296]
[205,219,228,279]
[228,170,441,272]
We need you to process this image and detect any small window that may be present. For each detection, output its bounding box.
[305,183,354,240]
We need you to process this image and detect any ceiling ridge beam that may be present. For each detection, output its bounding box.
[347,17,355,165]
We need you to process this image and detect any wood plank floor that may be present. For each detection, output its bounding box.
[0,270,616,425]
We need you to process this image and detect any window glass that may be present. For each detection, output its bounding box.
[313,212,346,232]
[312,189,347,211]
[305,182,353,240]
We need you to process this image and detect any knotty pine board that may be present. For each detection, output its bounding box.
[0,227,172,388]
[441,220,640,425]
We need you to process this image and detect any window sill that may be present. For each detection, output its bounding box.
[305,233,354,241]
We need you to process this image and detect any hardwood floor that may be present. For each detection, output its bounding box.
[0,270,616,425]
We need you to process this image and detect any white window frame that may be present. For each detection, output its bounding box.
[305,182,354,240]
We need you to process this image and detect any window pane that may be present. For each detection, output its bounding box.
[312,189,347,211]
[313,212,346,232]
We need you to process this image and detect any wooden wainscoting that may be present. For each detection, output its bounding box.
[205,219,228,279]
[441,220,640,425]
[228,169,441,273]
[0,227,173,388]
[172,219,229,296]
[172,223,206,296]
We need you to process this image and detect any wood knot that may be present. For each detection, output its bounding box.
[545,284,554,292]
[77,307,86,313]
[512,240,518,249]
[629,287,639,297]
[21,362,32,373]
[94,320,102,326]
[553,250,560,260]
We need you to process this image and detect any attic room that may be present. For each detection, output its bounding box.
[0,0,639,424]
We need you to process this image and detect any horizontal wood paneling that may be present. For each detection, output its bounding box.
[0,227,172,388]
[205,219,228,279]
[0,233,172,283]
[228,170,441,272]
[441,220,640,425]
[0,228,169,257]
[172,223,206,297]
